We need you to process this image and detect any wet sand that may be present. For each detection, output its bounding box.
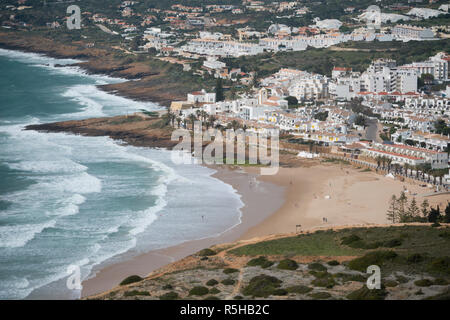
[82,161,448,298]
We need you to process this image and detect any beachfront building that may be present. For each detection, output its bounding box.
[366,143,449,169]
[363,148,426,167]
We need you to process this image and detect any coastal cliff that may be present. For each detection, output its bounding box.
[25,114,179,149]
[0,31,201,107]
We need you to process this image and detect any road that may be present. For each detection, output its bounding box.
[364,118,382,142]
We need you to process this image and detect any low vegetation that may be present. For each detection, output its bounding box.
[242,275,283,298]
[246,256,274,268]
[277,259,298,270]
[119,275,143,286]
[189,286,209,296]
[97,226,449,301]
[197,248,216,257]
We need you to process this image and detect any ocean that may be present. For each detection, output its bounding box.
[0,49,243,300]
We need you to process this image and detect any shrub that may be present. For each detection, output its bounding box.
[234,295,243,300]
[123,290,150,297]
[159,291,178,300]
[272,288,288,296]
[247,256,274,268]
[348,251,397,272]
[242,274,282,298]
[311,277,335,288]
[204,296,220,300]
[406,253,424,264]
[308,292,332,300]
[346,286,387,300]
[438,232,450,240]
[308,263,327,272]
[209,288,220,294]
[223,268,239,274]
[414,279,433,287]
[428,257,450,275]
[396,275,409,284]
[431,222,441,228]
[120,275,143,286]
[189,286,209,296]
[286,285,313,294]
[327,260,340,266]
[198,248,216,256]
[206,279,218,286]
[277,259,298,270]
[384,238,402,248]
[341,234,361,245]
[162,284,173,290]
[221,278,236,286]
[384,280,398,287]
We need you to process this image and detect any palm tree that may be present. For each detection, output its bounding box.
[207,115,216,130]
[386,158,392,172]
[231,120,241,131]
[414,165,420,180]
[376,156,382,169]
[188,114,197,131]
[404,164,410,177]
[381,157,387,170]
[201,110,208,123]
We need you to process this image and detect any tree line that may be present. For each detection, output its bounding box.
[387,192,450,224]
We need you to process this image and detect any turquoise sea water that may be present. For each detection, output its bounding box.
[0,49,243,299]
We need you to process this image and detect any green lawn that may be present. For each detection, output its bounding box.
[230,226,450,262]
[230,229,364,256]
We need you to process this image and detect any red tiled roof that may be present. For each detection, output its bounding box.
[367,148,424,161]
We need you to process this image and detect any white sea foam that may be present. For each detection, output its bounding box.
[0,219,57,248]
[61,85,106,117]
[0,48,80,66]
[8,160,88,174]
[0,50,245,301]
[59,84,161,119]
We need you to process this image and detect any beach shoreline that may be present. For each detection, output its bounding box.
[81,161,450,298]
[80,165,286,298]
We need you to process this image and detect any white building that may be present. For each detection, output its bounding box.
[392,25,435,41]
[402,52,449,81]
[361,60,418,93]
[187,89,216,104]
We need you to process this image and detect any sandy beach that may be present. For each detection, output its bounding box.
[81,165,285,297]
[81,160,449,298]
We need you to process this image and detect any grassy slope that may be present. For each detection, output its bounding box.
[230,225,450,276]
